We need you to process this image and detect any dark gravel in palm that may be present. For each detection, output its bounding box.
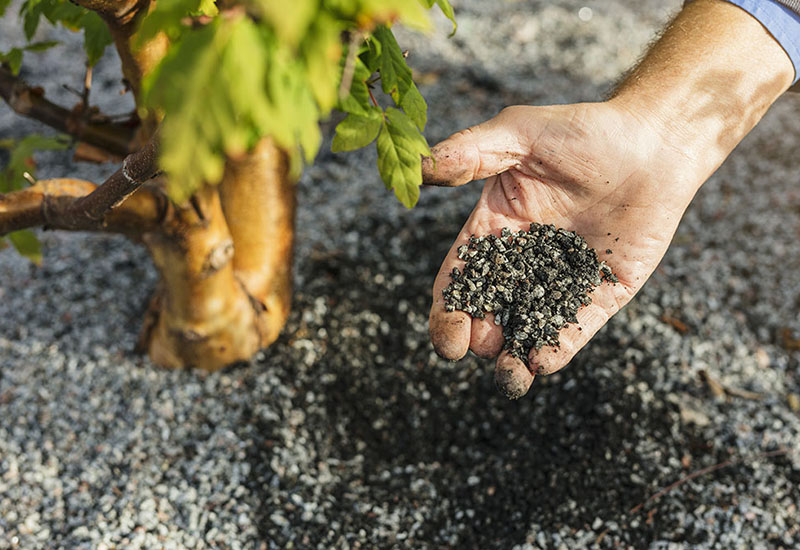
[443,224,617,363]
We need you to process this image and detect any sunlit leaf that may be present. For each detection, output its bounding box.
[18,0,110,65]
[418,0,456,35]
[332,108,383,152]
[134,0,214,47]
[373,25,427,130]
[302,13,342,114]
[376,107,430,208]
[252,0,316,48]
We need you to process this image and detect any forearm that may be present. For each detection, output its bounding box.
[610,0,794,191]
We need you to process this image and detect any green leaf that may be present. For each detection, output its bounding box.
[142,19,232,201]
[142,16,325,200]
[359,35,381,73]
[362,0,429,31]
[332,108,382,152]
[0,48,23,74]
[373,25,427,130]
[253,0,317,48]
[338,56,373,116]
[435,0,456,33]
[0,134,69,193]
[399,81,426,130]
[0,0,11,17]
[24,40,59,51]
[416,0,455,33]
[8,230,42,265]
[1,41,59,75]
[20,0,45,40]
[302,13,342,114]
[18,0,110,65]
[79,12,112,65]
[376,107,430,208]
[134,0,212,47]
[196,0,218,16]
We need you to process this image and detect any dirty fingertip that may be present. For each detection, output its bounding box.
[429,311,471,361]
[421,156,436,183]
[421,153,451,186]
[494,353,534,400]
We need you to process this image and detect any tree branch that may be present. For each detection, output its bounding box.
[0,178,167,235]
[66,133,160,224]
[0,65,136,156]
[1,133,163,234]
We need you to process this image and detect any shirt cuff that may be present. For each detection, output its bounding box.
[722,0,800,84]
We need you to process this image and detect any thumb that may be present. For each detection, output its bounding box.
[422,107,528,187]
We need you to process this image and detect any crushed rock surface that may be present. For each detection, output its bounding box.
[2,1,799,549]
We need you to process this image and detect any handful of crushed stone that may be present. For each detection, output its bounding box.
[443,224,617,364]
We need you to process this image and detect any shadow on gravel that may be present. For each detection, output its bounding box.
[237,213,691,548]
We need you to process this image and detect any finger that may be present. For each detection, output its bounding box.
[469,314,504,359]
[495,350,535,399]
[528,284,623,375]
[422,108,528,187]
[429,236,472,361]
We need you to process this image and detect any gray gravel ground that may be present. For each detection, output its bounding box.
[2,1,800,548]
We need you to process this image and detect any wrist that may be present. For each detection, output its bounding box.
[606,0,793,195]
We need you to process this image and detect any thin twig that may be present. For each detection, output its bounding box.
[699,369,764,401]
[83,66,93,100]
[189,195,206,221]
[594,447,792,545]
[66,132,160,224]
[81,64,93,123]
[628,448,790,516]
[338,30,364,100]
[0,65,135,156]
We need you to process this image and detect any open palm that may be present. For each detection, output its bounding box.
[425,103,698,397]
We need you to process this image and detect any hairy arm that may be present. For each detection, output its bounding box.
[611,0,794,188]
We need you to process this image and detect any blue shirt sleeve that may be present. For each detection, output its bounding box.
[723,0,800,84]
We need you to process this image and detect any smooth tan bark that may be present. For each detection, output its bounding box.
[219,138,296,349]
[141,186,260,370]
[140,147,297,370]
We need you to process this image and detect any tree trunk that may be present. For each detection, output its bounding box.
[0,1,299,370]
[139,147,295,370]
[105,5,296,370]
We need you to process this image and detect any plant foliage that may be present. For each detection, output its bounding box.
[0,135,69,263]
[136,0,455,207]
[17,0,111,65]
[1,0,455,222]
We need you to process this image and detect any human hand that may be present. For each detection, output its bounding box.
[424,102,702,398]
[423,0,793,399]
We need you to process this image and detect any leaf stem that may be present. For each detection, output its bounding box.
[368,87,379,108]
